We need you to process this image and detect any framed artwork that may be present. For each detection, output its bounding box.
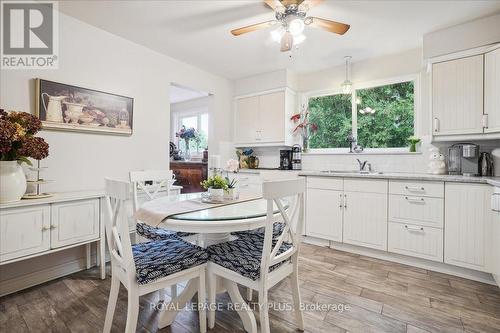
[35,78,134,135]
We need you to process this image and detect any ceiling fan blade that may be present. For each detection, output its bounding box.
[231,21,276,36]
[308,17,350,35]
[264,0,279,10]
[280,0,305,6]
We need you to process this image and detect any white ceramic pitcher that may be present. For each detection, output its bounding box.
[42,93,66,122]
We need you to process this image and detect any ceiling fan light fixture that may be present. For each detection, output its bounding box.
[304,17,313,25]
[288,18,305,36]
[271,26,285,43]
[280,31,294,52]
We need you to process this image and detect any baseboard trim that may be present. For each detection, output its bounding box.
[0,254,98,297]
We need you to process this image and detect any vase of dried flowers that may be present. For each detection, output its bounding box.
[290,105,318,153]
[0,110,49,202]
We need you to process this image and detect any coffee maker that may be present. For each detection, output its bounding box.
[447,143,480,176]
[279,149,292,170]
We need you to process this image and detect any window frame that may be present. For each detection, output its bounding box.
[302,74,420,154]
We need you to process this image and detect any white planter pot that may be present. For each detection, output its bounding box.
[0,161,27,203]
[208,188,224,200]
[224,188,239,200]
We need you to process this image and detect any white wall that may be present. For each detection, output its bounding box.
[0,11,232,295]
[423,13,500,59]
[1,12,233,193]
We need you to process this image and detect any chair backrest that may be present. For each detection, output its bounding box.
[260,177,306,280]
[130,170,173,216]
[104,178,136,282]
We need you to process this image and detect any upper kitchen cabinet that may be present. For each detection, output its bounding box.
[432,55,484,136]
[431,44,500,141]
[485,46,500,134]
[234,89,296,147]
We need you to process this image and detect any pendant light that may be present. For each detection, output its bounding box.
[280,30,293,52]
[341,56,352,94]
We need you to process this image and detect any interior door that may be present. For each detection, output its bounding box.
[306,188,343,241]
[485,47,500,133]
[234,96,259,144]
[432,55,484,135]
[343,191,388,251]
[0,206,50,262]
[259,91,285,143]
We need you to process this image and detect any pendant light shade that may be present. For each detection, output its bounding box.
[341,56,352,94]
[280,31,293,52]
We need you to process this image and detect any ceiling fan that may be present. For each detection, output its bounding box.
[230,0,350,52]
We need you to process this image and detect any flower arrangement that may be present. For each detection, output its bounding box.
[291,105,318,152]
[176,125,199,143]
[0,109,49,165]
[201,175,228,191]
[408,136,421,153]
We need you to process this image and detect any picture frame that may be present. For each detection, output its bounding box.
[35,78,134,135]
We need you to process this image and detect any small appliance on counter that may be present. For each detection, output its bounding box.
[291,145,302,170]
[279,149,292,170]
[447,143,480,176]
[479,152,493,176]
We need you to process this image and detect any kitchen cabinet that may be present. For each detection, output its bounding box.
[343,181,388,251]
[485,46,500,134]
[432,55,484,136]
[234,89,295,146]
[444,183,494,272]
[388,223,443,262]
[306,188,343,241]
[0,205,51,262]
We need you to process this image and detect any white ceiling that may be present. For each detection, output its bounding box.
[170,84,209,104]
[59,1,500,80]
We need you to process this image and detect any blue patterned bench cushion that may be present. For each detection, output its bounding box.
[136,223,194,241]
[207,233,292,281]
[133,238,208,285]
[231,222,286,240]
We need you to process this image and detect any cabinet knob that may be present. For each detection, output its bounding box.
[42,226,50,231]
[50,225,57,229]
[343,194,347,209]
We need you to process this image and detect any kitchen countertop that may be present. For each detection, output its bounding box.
[299,170,500,185]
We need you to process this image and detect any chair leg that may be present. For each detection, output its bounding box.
[103,276,120,333]
[198,268,207,333]
[125,288,140,333]
[207,269,216,329]
[291,262,304,331]
[258,289,270,333]
[171,284,177,299]
[246,287,253,301]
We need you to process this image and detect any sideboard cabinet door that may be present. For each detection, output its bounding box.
[0,205,51,262]
[50,199,100,249]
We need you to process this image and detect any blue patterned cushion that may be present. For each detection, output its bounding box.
[232,222,286,240]
[133,239,208,285]
[136,223,194,241]
[207,233,292,281]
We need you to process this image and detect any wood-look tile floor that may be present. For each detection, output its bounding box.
[1,243,500,333]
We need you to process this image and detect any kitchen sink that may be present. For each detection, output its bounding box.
[320,170,384,175]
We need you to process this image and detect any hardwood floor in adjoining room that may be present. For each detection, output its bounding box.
[1,243,499,333]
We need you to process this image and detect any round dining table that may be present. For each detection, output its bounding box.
[147,192,283,333]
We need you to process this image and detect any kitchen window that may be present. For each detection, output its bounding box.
[306,77,416,152]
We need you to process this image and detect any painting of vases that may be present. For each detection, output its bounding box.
[36,79,134,135]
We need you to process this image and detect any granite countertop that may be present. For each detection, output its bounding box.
[299,170,500,185]
[170,160,207,165]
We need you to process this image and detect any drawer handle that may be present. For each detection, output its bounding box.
[405,186,425,192]
[339,193,343,209]
[50,225,57,229]
[405,225,424,232]
[42,226,50,231]
[344,194,347,209]
[405,196,425,203]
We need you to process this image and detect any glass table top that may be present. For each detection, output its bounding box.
[169,197,287,221]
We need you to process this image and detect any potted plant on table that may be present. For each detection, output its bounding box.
[201,174,228,200]
[224,159,239,200]
[0,110,49,203]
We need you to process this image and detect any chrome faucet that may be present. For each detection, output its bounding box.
[357,159,372,173]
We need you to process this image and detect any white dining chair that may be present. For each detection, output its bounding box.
[103,178,208,333]
[207,177,306,333]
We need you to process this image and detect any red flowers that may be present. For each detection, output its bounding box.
[291,108,318,135]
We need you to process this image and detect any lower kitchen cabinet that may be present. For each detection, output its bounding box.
[444,183,494,272]
[306,188,343,241]
[343,190,388,251]
[388,222,443,262]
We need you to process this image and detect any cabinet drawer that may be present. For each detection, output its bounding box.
[307,177,343,191]
[0,205,51,262]
[51,199,100,248]
[388,222,443,262]
[389,180,444,198]
[345,178,387,194]
[389,195,444,228]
